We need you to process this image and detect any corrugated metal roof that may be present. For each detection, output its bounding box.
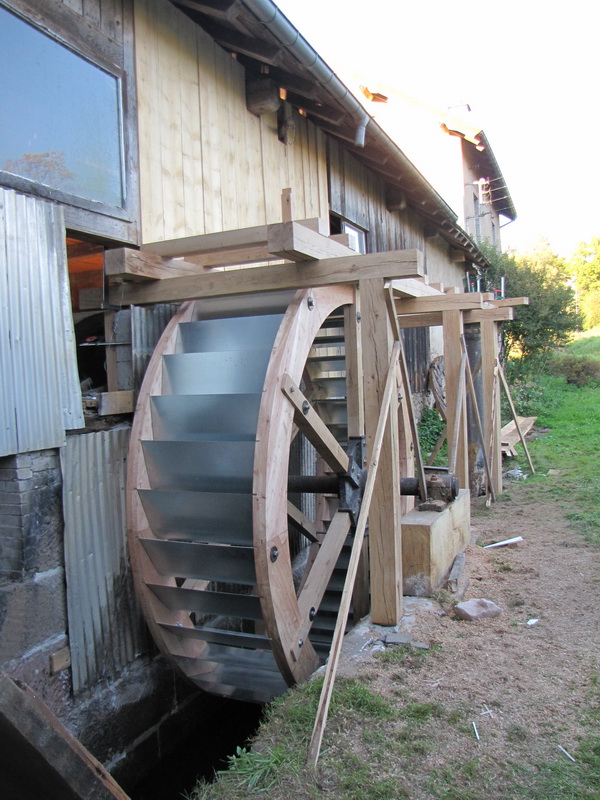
[61,427,147,693]
[0,188,84,457]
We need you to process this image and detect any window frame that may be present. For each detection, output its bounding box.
[0,0,139,244]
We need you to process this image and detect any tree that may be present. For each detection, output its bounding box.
[569,238,600,328]
[479,242,581,359]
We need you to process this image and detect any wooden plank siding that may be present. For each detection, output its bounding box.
[58,0,125,44]
[134,0,329,244]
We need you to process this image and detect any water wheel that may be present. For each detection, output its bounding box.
[127,285,375,704]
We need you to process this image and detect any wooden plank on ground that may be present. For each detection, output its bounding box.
[0,672,131,800]
[501,416,537,454]
[109,249,425,305]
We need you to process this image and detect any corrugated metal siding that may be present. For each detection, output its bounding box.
[62,427,146,693]
[131,303,179,390]
[0,188,84,457]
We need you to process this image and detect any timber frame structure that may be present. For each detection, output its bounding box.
[120,206,525,702]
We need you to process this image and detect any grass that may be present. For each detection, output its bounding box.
[505,336,600,545]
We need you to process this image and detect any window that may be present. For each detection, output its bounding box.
[0,4,124,211]
[330,214,367,254]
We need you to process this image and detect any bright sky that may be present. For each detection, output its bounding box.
[275,0,599,259]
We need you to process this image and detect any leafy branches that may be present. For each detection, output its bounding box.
[479,241,581,359]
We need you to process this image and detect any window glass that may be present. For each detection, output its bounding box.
[0,5,123,208]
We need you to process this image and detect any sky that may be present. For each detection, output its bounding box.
[275,0,599,259]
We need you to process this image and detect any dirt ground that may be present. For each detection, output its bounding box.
[331,480,600,796]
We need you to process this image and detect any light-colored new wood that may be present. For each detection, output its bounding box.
[401,489,470,596]
[360,279,402,626]
[498,364,536,473]
[282,376,350,474]
[287,501,320,543]
[443,309,469,488]
[481,320,503,494]
[461,336,495,502]
[267,221,357,262]
[500,416,537,456]
[110,249,425,306]
[491,296,530,307]
[49,646,71,675]
[395,292,485,314]
[98,391,134,416]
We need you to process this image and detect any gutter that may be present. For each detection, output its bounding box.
[240,0,458,225]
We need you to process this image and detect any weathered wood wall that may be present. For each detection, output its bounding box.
[133,0,328,243]
[57,0,125,44]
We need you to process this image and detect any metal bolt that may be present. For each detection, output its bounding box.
[307,296,314,310]
[298,638,304,648]
[302,400,310,415]
[398,392,403,403]
[270,546,279,562]
[356,312,361,322]
[290,384,295,393]
[309,607,316,621]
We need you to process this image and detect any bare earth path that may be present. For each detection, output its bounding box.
[333,483,600,797]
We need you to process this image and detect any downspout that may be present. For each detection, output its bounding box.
[241,0,369,147]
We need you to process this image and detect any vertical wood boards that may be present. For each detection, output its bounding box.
[360,278,403,625]
[134,0,329,243]
[443,309,469,488]
[480,320,503,495]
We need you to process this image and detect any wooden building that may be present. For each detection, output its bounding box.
[0,0,516,788]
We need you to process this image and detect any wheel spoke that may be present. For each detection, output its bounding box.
[281,374,350,474]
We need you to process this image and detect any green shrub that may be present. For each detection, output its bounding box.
[551,355,600,387]
[418,405,445,454]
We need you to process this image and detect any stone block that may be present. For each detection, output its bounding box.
[455,598,503,621]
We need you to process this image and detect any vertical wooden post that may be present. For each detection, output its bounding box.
[443,308,469,488]
[359,279,402,625]
[480,320,503,495]
[344,293,369,621]
[104,310,119,392]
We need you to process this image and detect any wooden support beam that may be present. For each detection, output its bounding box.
[443,309,469,488]
[287,501,320,543]
[385,285,427,502]
[109,250,425,306]
[480,321,503,495]
[461,336,495,502]
[360,279,402,626]
[296,510,352,651]
[490,296,529,307]
[141,223,270,258]
[282,376,350,474]
[396,306,514,328]
[0,672,131,799]
[267,221,356,261]
[395,292,486,314]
